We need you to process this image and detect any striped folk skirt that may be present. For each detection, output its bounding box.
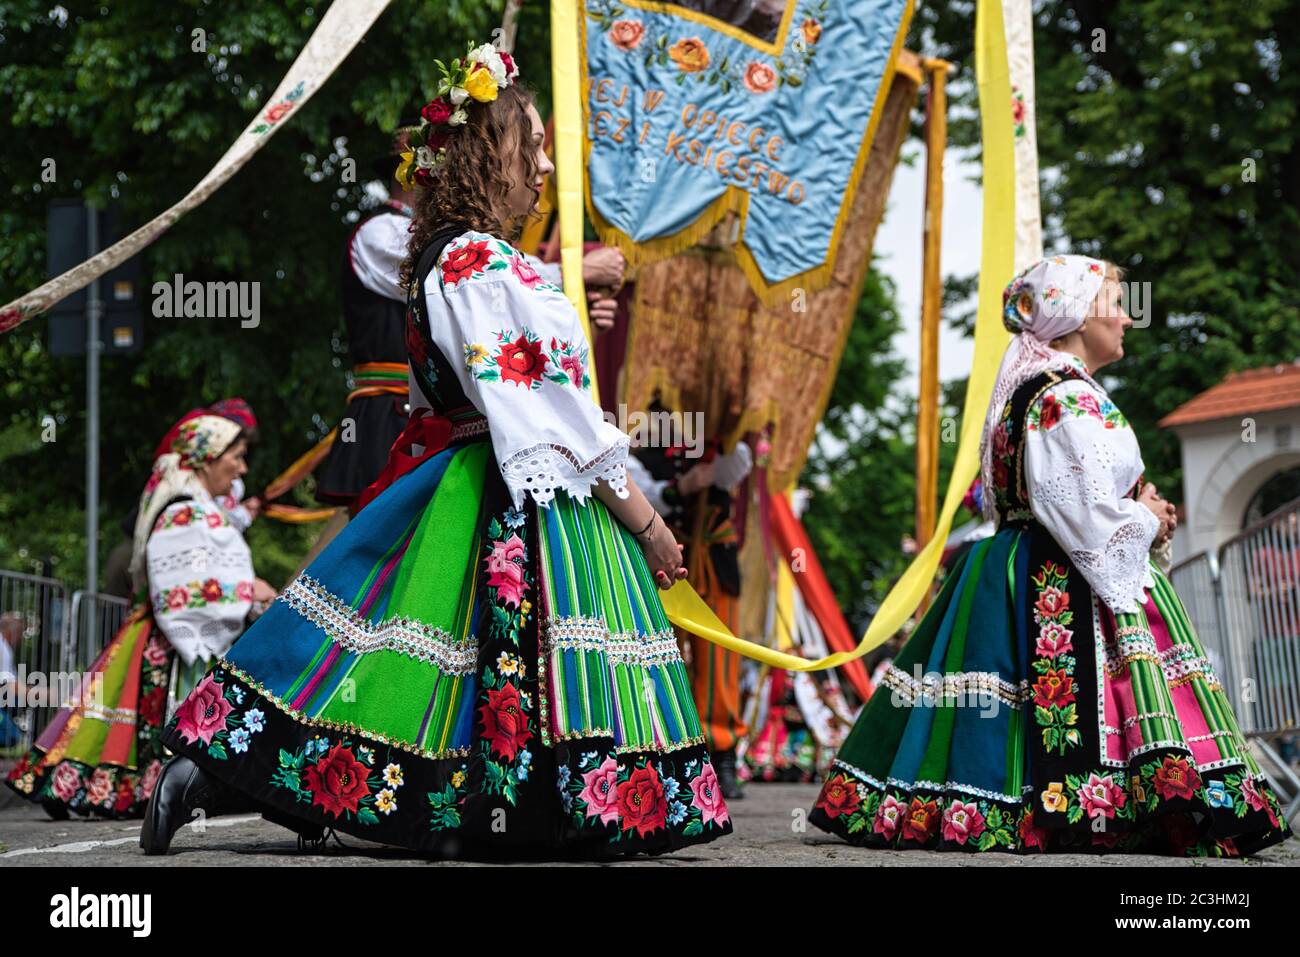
[810,524,1292,856]
[162,438,732,855]
[5,609,207,818]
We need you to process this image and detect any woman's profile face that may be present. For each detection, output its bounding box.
[1083,276,1131,370]
[504,103,554,220]
[201,438,248,498]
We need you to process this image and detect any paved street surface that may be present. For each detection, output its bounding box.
[1,783,1295,866]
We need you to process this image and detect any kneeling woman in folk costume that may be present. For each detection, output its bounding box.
[142,44,733,858]
[811,256,1291,856]
[6,413,274,818]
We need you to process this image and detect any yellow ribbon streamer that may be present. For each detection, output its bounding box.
[775,555,796,652]
[551,0,599,405]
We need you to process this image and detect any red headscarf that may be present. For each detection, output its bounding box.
[151,398,258,460]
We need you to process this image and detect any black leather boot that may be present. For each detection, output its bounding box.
[139,755,252,855]
[714,748,744,800]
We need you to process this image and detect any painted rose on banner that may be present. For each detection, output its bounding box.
[582,0,913,301]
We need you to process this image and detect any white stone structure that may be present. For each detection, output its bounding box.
[1160,363,1300,563]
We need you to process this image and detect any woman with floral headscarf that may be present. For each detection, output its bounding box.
[4,413,274,819]
[810,255,1291,857]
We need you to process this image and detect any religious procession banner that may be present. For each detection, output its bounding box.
[0,0,394,334]
[581,0,914,303]
[622,50,921,494]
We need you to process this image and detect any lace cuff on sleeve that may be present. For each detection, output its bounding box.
[499,438,630,509]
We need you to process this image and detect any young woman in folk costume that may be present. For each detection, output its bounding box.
[143,43,734,858]
[811,255,1292,856]
[6,413,274,819]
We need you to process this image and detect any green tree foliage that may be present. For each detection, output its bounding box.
[3,0,1295,625]
[0,0,518,585]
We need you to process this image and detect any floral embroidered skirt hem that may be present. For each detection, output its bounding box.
[5,609,182,818]
[162,441,733,856]
[810,526,1292,857]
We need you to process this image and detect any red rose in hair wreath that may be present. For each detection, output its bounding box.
[479,683,531,760]
[617,765,668,837]
[303,743,371,818]
[421,97,453,125]
[441,240,494,287]
[495,334,547,388]
[426,128,451,153]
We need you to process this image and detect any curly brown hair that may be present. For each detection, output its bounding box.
[400,84,541,288]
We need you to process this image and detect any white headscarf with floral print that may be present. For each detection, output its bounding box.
[129,414,243,593]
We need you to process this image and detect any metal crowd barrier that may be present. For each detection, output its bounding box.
[0,570,71,756]
[1170,494,1300,823]
[66,590,131,673]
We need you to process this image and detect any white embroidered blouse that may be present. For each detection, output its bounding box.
[420,230,629,509]
[1023,372,1161,615]
[145,488,255,666]
[350,210,411,302]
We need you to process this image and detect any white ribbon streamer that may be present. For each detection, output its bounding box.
[0,0,394,334]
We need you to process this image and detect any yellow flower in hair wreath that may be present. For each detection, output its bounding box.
[464,64,499,102]
[395,150,417,190]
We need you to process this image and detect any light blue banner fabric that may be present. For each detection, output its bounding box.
[582,0,911,290]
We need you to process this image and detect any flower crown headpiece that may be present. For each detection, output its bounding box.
[396,42,520,190]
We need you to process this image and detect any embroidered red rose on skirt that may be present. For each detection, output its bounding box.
[479,683,531,760]
[139,686,166,727]
[1032,668,1075,708]
[1035,585,1070,619]
[902,797,939,843]
[617,765,667,837]
[303,744,371,818]
[1152,755,1201,801]
[815,775,860,819]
